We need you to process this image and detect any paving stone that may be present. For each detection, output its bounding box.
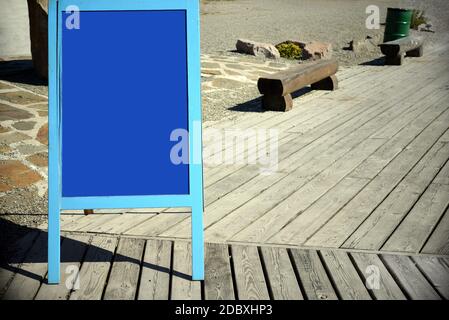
[211,78,245,90]
[0,125,10,133]
[0,103,33,121]
[29,103,48,110]
[0,132,31,144]
[202,69,223,76]
[202,62,221,69]
[225,63,249,70]
[0,144,12,153]
[37,111,48,117]
[251,71,272,77]
[0,82,15,90]
[224,69,243,76]
[36,123,48,145]
[16,144,47,155]
[0,91,47,105]
[0,160,42,192]
[230,56,267,64]
[26,152,48,167]
[12,121,36,131]
[269,62,288,68]
[257,66,283,73]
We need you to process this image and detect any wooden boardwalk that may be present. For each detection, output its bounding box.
[43,41,449,256]
[1,231,448,300]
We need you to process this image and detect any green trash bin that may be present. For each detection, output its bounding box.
[383,8,413,42]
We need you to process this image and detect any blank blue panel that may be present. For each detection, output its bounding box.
[61,10,189,197]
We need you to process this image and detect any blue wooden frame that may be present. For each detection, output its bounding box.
[48,0,204,284]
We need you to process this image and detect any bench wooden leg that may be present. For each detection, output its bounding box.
[84,209,94,215]
[406,45,423,57]
[262,94,293,112]
[385,53,404,65]
[311,74,338,91]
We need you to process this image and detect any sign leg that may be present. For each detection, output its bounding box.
[47,200,60,284]
[191,203,204,280]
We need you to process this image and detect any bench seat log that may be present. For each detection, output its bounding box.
[257,59,338,111]
[380,36,424,66]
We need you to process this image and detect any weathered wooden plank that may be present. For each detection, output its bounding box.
[270,177,370,245]
[320,250,371,300]
[126,211,190,237]
[171,241,201,300]
[382,183,449,253]
[432,159,449,185]
[91,213,157,235]
[60,214,85,229]
[167,172,286,239]
[205,83,415,242]
[138,239,172,300]
[232,137,386,243]
[206,47,442,176]
[141,49,446,246]
[308,106,449,248]
[344,137,449,250]
[35,234,91,300]
[164,63,428,236]
[62,213,112,232]
[382,254,441,300]
[204,176,309,243]
[290,249,337,300]
[412,256,449,299]
[228,70,448,244]
[205,92,368,180]
[2,232,48,300]
[422,208,449,255]
[275,89,448,245]
[0,230,39,298]
[206,80,387,190]
[204,55,446,182]
[204,243,235,300]
[103,237,145,300]
[70,236,118,300]
[206,76,400,185]
[350,252,406,300]
[231,245,270,300]
[260,247,303,300]
[207,86,414,242]
[204,63,447,195]
[349,89,449,178]
[75,213,122,232]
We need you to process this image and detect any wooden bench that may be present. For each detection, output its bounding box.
[379,36,424,66]
[257,59,338,111]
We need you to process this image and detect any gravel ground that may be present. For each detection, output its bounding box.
[201,0,449,65]
[5,0,449,95]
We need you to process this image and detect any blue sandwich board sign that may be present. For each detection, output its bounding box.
[48,0,204,283]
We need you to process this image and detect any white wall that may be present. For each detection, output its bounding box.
[0,0,31,57]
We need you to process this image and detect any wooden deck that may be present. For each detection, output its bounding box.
[42,41,449,256]
[1,231,448,300]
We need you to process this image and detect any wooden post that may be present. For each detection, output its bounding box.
[84,209,94,215]
[406,46,424,57]
[385,54,404,66]
[311,75,338,91]
[262,94,293,112]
